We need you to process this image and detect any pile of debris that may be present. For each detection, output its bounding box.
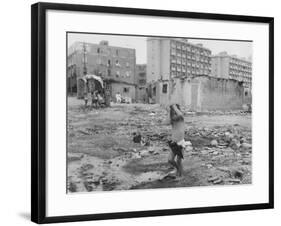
[186,125,251,151]
[132,131,169,146]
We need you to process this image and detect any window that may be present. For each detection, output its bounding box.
[126,62,130,67]
[116,50,119,56]
[97,48,100,53]
[116,71,120,77]
[126,71,130,77]
[123,87,129,93]
[162,84,168,93]
[139,79,146,85]
[108,60,111,66]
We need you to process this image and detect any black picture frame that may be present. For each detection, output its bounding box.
[31,2,274,224]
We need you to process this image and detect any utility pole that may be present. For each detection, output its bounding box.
[82,42,87,75]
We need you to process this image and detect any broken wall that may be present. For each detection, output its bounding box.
[198,76,245,111]
[111,83,136,102]
[152,76,248,111]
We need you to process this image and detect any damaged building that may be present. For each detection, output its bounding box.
[149,76,249,111]
[135,64,147,103]
[146,38,251,110]
[67,40,137,101]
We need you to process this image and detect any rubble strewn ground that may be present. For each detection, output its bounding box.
[67,97,252,193]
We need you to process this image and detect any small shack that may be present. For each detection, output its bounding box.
[77,74,104,99]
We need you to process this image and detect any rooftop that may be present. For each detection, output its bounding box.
[147,37,211,52]
[212,51,252,63]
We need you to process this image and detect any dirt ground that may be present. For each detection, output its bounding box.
[67,97,252,193]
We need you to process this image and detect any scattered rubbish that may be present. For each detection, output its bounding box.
[229,138,241,150]
[68,182,77,192]
[206,164,213,169]
[208,176,219,182]
[133,132,142,143]
[241,142,252,149]
[210,139,218,147]
[80,164,94,171]
[68,153,83,162]
[77,129,91,135]
[216,166,230,173]
[161,173,177,180]
[213,178,223,184]
[226,178,241,183]
[67,102,252,192]
[233,169,244,178]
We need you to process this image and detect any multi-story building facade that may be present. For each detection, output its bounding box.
[67,40,136,100]
[136,64,146,87]
[211,51,252,89]
[135,64,147,102]
[147,38,212,83]
[146,38,212,105]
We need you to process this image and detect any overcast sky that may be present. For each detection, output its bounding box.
[68,33,252,64]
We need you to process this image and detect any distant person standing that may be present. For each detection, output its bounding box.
[116,92,121,103]
[91,91,98,108]
[97,92,104,107]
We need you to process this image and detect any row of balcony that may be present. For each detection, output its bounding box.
[229,71,252,77]
[171,68,210,74]
[171,43,210,56]
[230,64,252,71]
[171,63,211,70]
[230,59,252,67]
[171,50,210,59]
[173,59,200,65]
[171,57,211,65]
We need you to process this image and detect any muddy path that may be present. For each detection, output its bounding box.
[68,151,168,192]
[67,97,252,193]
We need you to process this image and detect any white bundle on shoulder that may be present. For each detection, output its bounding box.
[177,139,193,151]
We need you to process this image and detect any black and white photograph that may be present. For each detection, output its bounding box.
[67,33,253,193]
[29,2,273,223]
[0,0,277,225]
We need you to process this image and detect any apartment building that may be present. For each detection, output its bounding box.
[146,38,211,105]
[147,38,212,83]
[67,40,137,100]
[211,51,252,89]
[135,64,147,102]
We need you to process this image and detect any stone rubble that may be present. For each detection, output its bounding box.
[67,101,252,192]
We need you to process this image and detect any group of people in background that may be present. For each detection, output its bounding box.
[84,90,104,109]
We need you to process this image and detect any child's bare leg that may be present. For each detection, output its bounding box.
[168,151,178,171]
[176,156,183,177]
